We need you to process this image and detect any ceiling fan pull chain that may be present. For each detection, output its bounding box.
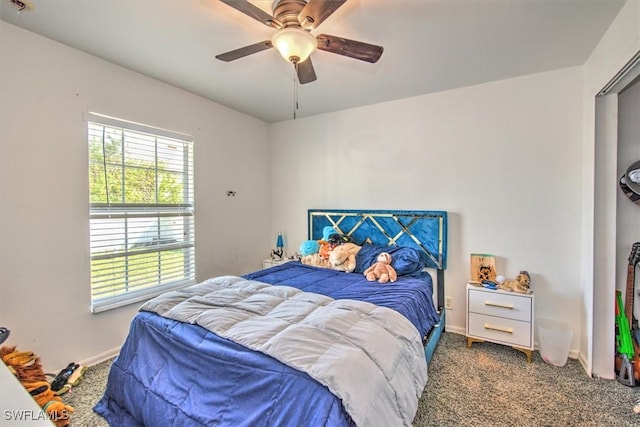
[293,63,299,120]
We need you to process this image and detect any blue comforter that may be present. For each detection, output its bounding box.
[94,262,439,427]
[244,262,439,337]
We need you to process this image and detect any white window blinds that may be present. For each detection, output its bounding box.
[87,112,195,313]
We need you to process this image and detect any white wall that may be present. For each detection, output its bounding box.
[0,21,271,372]
[582,0,640,378]
[269,67,585,346]
[2,1,638,376]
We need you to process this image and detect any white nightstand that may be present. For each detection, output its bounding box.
[262,258,291,269]
[466,284,535,362]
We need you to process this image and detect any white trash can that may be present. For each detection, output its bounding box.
[538,318,573,367]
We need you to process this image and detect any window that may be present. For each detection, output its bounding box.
[88,112,195,313]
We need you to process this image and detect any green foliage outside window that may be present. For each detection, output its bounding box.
[88,130,183,205]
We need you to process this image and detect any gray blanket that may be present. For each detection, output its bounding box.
[141,275,428,426]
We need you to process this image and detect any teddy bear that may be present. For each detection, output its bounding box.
[363,252,398,283]
[498,270,531,294]
[328,243,361,273]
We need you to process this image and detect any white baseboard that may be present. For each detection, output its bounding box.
[444,327,583,365]
[47,347,119,375]
[444,325,465,335]
[79,346,120,368]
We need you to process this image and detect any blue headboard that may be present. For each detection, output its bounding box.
[308,209,448,310]
[308,209,447,270]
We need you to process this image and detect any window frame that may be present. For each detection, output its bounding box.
[87,112,195,313]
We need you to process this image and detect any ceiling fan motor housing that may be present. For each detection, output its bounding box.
[272,0,310,28]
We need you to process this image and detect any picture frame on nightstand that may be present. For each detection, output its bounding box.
[470,253,497,282]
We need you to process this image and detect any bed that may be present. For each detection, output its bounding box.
[94,209,447,427]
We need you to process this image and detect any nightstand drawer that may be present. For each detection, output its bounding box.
[467,312,532,348]
[468,289,532,322]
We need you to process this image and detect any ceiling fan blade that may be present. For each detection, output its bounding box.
[298,0,346,30]
[316,34,383,63]
[296,57,317,84]
[215,41,273,62]
[219,0,282,29]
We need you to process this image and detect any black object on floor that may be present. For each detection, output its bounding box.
[51,362,79,391]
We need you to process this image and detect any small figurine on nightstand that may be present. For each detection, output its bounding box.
[271,233,284,260]
[498,270,532,294]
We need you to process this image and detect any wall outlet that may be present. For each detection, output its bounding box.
[445,296,453,309]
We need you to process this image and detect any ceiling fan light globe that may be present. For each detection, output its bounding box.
[271,28,316,64]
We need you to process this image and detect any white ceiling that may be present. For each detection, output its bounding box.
[0,0,626,123]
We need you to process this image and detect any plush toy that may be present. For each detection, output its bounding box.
[318,241,333,259]
[328,243,362,273]
[301,253,330,268]
[1,346,74,427]
[322,226,337,241]
[299,240,320,257]
[363,252,398,283]
[299,239,329,268]
[327,233,354,246]
[24,380,74,427]
[498,270,531,294]
[316,226,340,259]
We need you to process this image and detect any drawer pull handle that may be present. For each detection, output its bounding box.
[484,324,513,334]
[485,301,514,309]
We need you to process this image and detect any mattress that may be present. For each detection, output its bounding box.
[244,261,440,337]
[94,262,439,426]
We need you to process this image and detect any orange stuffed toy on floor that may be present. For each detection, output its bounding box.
[1,346,73,427]
[23,380,74,427]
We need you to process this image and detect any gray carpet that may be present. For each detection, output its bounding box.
[63,332,640,426]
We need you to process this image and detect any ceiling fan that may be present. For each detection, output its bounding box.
[215,0,384,84]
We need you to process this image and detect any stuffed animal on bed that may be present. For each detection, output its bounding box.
[300,240,330,268]
[327,232,355,246]
[318,241,333,259]
[322,226,336,242]
[363,252,398,283]
[299,240,320,257]
[317,226,339,259]
[328,243,362,273]
[301,253,330,268]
